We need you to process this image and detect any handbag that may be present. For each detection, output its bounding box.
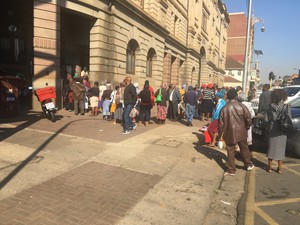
[278,104,295,133]
[155,89,162,103]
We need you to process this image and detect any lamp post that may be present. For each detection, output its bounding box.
[242,0,265,94]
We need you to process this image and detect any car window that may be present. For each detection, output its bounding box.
[284,87,300,96]
[290,97,300,108]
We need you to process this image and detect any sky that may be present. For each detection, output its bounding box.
[223,0,300,83]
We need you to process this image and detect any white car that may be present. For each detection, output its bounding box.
[283,85,300,102]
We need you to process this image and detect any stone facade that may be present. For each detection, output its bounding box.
[31,0,229,109]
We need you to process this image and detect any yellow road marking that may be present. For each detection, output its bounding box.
[254,206,279,225]
[256,197,300,207]
[254,152,300,176]
[244,168,256,225]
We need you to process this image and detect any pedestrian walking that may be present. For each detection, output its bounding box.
[201,83,215,121]
[219,89,254,176]
[101,84,113,120]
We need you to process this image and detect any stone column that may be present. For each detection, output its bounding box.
[33,1,61,110]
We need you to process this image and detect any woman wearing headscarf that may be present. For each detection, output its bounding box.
[201,83,215,121]
[155,84,168,124]
[206,91,226,146]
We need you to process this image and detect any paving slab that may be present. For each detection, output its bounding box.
[0,162,160,225]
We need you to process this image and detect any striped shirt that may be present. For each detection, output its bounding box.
[202,89,215,100]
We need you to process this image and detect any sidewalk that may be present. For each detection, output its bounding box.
[0,110,249,225]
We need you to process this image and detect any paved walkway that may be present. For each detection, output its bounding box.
[0,110,248,225]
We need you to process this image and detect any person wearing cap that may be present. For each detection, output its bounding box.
[219,89,254,176]
[206,91,226,146]
[183,85,197,126]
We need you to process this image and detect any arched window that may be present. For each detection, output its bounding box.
[146,48,156,77]
[126,39,139,74]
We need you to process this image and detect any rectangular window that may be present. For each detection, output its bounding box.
[238,70,241,75]
[202,11,208,32]
[146,57,152,77]
[126,50,135,74]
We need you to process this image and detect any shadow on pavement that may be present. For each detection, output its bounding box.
[1,119,79,190]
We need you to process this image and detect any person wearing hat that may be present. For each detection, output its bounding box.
[218,89,254,176]
[206,91,226,146]
[201,83,215,121]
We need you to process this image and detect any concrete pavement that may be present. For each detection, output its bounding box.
[0,110,249,225]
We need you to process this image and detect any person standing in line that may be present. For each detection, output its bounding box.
[88,82,100,116]
[219,89,254,176]
[168,84,181,121]
[68,73,85,115]
[109,85,119,121]
[238,94,255,148]
[98,81,107,113]
[265,89,290,174]
[206,91,226,146]
[138,83,152,126]
[178,84,187,120]
[122,76,137,134]
[183,85,198,126]
[81,67,89,77]
[113,83,124,125]
[101,84,113,120]
[258,84,272,115]
[201,83,215,121]
[155,84,168,124]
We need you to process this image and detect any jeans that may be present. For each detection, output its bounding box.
[124,104,135,131]
[139,105,151,122]
[185,103,196,122]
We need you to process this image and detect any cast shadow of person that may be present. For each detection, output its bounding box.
[192,132,248,171]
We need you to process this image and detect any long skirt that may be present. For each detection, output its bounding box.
[201,99,214,114]
[157,105,167,120]
[102,100,111,116]
[114,103,123,120]
[267,123,287,160]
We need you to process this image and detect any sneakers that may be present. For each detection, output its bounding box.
[122,130,130,135]
[224,172,235,176]
[129,124,137,131]
[247,164,255,171]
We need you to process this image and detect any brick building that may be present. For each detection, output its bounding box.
[1,0,229,111]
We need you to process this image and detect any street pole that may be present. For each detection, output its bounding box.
[242,0,252,95]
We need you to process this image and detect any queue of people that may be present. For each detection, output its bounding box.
[63,69,292,175]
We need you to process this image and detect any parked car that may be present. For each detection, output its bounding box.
[283,85,300,102]
[252,97,300,158]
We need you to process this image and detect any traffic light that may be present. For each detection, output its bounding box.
[269,71,276,81]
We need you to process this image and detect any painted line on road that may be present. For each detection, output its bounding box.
[254,152,300,176]
[256,197,300,207]
[244,167,256,225]
[254,206,279,225]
